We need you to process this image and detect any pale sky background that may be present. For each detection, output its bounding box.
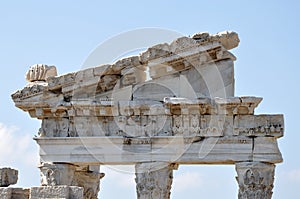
[0,1,299,198]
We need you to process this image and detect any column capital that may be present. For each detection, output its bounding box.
[235,162,275,199]
[135,162,175,199]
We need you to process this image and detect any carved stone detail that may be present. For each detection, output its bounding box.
[172,114,225,136]
[72,166,105,199]
[39,163,76,186]
[11,83,47,100]
[26,64,57,82]
[235,162,275,199]
[39,118,72,137]
[39,163,104,199]
[172,115,183,134]
[135,163,177,199]
[189,114,200,134]
[199,115,224,137]
[234,115,284,138]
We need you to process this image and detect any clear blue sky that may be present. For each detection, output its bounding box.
[0,1,299,198]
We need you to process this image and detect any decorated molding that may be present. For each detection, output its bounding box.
[12,96,263,120]
[233,114,284,138]
[165,97,262,115]
[36,114,283,138]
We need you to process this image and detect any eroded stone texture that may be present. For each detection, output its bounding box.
[11,188,30,199]
[39,163,104,199]
[192,31,240,50]
[0,187,30,199]
[236,162,275,199]
[0,188,12,199]
[39,163,76,186]
[0,168,18,187]
[135,163,177,199]
[26,64,57,82]
[30,186,83,199]
[72,166,105,199]
[11,30,240,108]
[234,115,284,137]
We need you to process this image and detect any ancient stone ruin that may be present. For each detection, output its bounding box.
[5,31,283,199]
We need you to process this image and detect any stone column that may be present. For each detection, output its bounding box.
[135,162,178,199]
[39,163,104,199]
[35,163,83,198]
[235,162,275,199]
[39,163,76,186]
[73,165,105,199]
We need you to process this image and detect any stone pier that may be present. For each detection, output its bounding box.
[11,30,284,198]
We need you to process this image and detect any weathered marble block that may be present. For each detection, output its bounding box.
[233,114,284,137]
[0,168,18,187]
[0,188,30,199]
[11,188,30,199]
[29,186,83,199]
[0,188,12,199]
[39,163,76,186]
[26,64,57,82]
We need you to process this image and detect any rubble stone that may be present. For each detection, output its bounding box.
[0,168,18,187]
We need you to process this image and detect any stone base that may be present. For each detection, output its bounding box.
[12,188,30,199]
[0,188,12,199]
[0,187,30,199]
[39,163,104,199]
[30,186,83,199]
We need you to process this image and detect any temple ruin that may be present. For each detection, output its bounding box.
[3,31,283,199]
